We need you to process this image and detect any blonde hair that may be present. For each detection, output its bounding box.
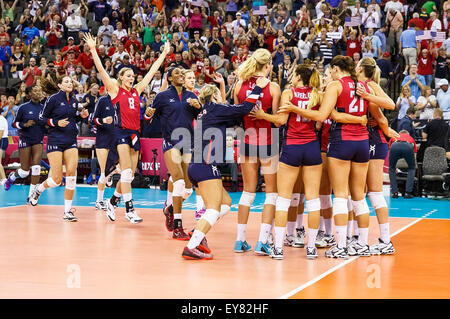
[199,84,220,104]
[117,67,134,86]
[421,85,431,96]
[359,57,381,84]
[294,64,322,109]
[236,48,272,81]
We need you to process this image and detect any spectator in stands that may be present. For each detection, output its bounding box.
[2,95,17,136]
[88,0,111,24]
[398,107,419,139]
[396,85,416,120]
[401,64,426,101]
[434,47,449,90]
[388,129,417,199]
[386,8,403,55]
[427,11,443,31]
[97,16,114,46]
[408,12,426,30]
[417,86,438,119]
[0,35,11,82]
[376,52,393,92]
[22,21,40,46]
[422,108,450,153]
[22,57,42,87]
[436,79,450,119]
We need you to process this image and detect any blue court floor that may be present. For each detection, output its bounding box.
[0,185,449,220]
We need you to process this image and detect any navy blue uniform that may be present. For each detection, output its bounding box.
[188,86,263,187]
[39,90,82,153]
[90,95,116,150]
[152,86,200,154]
[12,101,45,148]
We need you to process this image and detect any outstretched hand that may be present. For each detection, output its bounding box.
[163,41,171,55]
[83,33,97,51]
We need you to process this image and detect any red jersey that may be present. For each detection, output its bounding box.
[237,76,273,145]
[286,87,319,145]
[112,87,141,131]
[330,76,369,142]
[388,132,417,152]
[320,118,332,152]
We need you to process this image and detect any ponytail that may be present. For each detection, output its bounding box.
[199,84,220,105]
[359,57,381,84]
[40,76,59,95]
[330,55,358,95]
[294,64,323,109]
[236,48,272,82]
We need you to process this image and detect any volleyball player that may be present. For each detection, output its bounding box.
[84,32,170,224]
[4,86,45,202]
[182,77,270,260]
[29,76,89,222]
[233,48,281,254]
[89,89,115,210]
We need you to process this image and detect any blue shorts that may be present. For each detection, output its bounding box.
[239,143,277,159]
[46,142,78,154]
[369,143,388,160]
[280,140,322,167]
[116,128,140,152]
[162,139,191,155]
[0,137,8,151]
[327,140,370,163]
[188,163,222,188]
[18,138,43,149]
[96,130,117,150]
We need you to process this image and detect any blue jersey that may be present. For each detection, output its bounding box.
[90,95,115,135]
[192,86,263,165]
[12,101,45,143]
[152,86,200,149]
[39,90,82,145]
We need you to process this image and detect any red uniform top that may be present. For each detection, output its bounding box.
[286,87,319,145]
[112,87,141,132]
[330,76,369,142]
[237,76,273,145]
[320,118,332,152]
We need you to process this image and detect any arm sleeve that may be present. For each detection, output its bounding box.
[39,97,57,127]
[12,104,24,129]
[90,97,104,126]
[215,86,263,120]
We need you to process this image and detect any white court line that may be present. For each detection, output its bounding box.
[280,209,437,299]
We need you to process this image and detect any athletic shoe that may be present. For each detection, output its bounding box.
[86,174,93,184]
[254,241,271,255]
[173,227,190,241]
[63,209,78,222]
[347,235,359,247]
[105,199,116,221]
[284,234,295,247]
[163,203,174,232]
[292,227,305,248]
[29,185,42,206]
[315,230,328,248]
[125,209,143,224]
[404,192,414,199]
[323,234,336,247]
[95,200,107,211]
[182,246,213,260]
[188,229,194,238]
[270,247,284,260]
[267,233,274,247]
[195,208,206,221]
[234,240,252,253]
[306,247,318,259]
[348,242,371,257]
[370,238,395,255]
[198,237,211,254]
[325,246,349,259]
[3,172,14,191]
[391,192,399,199]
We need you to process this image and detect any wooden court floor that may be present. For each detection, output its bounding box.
[0,205,448,299]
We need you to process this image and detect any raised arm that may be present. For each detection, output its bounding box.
[357,81,395,110]
[134,41,170,95]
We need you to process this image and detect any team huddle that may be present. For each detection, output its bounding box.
[3,32,399,261]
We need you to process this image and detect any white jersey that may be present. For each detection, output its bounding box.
[0,115,8,138]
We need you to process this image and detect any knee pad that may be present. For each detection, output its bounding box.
[172,179,186,197]
[299,193,305,205]
[306,198,321,212]
[201,209,220,227]
[290,193,300,207]
[17,168,30,179]
[219,204,231,218]
[275,196,291,212]
[264,192,277,206]
[352,199,370,217]
[368,192,387,210]
[238,191,256,207]
[120,168,133,184]
[319,194,332,209]
[332,197,348,217]
[347,195,353,211]
[66,176,77,190]
[47,177,61,188]
[98,173,106,185]
[183,188,193,200]
[31,165,41,176]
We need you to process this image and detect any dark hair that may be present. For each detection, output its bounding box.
[406,107,416,115]
[41,75,70,95]
[25,86,33,95]
[301,33,308,41]
[330,55,358,94]
[409,22,415,28]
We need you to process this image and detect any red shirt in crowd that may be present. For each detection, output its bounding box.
[417,51,435,76]
[22,66,42,87]
[78,51,94,72]
[125,39,143,53]
[388,132,417,152]
[132,58,147,76]
[231,54,247,68]
[408,17,426,30]
[346,38,361,58]
[61,45,80,59]
[46,25,62,47]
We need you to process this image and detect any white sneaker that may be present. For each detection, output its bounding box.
[29,185,42,206]
[105,200,116,221]
[292,227,305,248]
[306,247,318,259]
[370,238,395,255]
[63,209,78,222]
[315,230,327,248]
[325,246,349,259]
[323,234,336,247]
[125,210,143,224]
[267,233,274,247]
[284,234,295,246]
[348,242,371,257]
[95,200,107,211]
[270,247,284,260]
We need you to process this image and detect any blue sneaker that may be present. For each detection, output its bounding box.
[86,174,93,184]
[234,240,252,253]
[254,241,271,255]
[3,173,14,191]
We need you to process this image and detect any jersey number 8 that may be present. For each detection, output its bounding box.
[128,98,135,110]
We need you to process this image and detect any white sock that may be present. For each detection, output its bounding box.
[174,213,182,220]
[319,216,324,232]
[258,223,272,243]
[187,229,205,249]
[38,183,45,193]
[286,221,296,236]
[123,193,132,202]
[296,214,303,229]
[28,184,36,198]
[64,199,72,213]
[347,220,353,238]
[308,228,319,248]
[236,224,247,242]
[379,223,390,243]
[274,226,285,249]
[114,191,121,198]
[336,225,347,248]
[358,227,369,246]
[97,189,104,202]
[166,190,173,206]
[196,195,204,211]
[353,220,359,237]
[324,218,333,235]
